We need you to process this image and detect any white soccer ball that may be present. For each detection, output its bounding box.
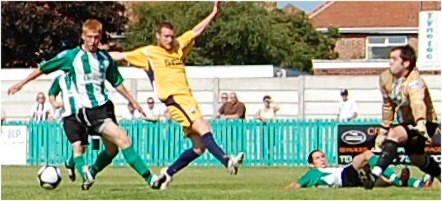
[37,165,62,190]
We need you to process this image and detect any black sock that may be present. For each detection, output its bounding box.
[166,148,200,176]
[373,139,398,176]
[202,132,229,167]
[419,155,441,178]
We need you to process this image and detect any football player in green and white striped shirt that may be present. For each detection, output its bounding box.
[48,72,88,183]
[8,19,157,190]
[286,150,433,189]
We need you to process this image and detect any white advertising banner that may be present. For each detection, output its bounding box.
[418,11,441,70]
[1,125,28,165]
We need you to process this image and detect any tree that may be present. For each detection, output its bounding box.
[1,1,128,68]
[124,2,339,72]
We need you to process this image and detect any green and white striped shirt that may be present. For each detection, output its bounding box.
[48,73,82,118]
[298,167,344,188]
[40,46,124,108]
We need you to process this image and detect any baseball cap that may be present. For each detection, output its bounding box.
[340,89,348,96]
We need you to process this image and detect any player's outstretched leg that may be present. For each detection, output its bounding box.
[99,122,157,189]
[152,134,204,190]
[201,131,245,174]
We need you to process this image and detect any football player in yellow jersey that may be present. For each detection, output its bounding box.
[364,45,440,189]
[110,2,244,190]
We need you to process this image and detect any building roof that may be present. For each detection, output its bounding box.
[310,1,441,28]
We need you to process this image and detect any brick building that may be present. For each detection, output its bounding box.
[309,1,441,75]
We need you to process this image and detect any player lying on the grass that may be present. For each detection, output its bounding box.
[286,150,433,189]
[109,1,244,190]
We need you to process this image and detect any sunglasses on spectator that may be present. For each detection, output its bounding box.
[148,102,154,104]
[221,96,228,99]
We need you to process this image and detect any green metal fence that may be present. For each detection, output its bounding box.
[2,119,382,166]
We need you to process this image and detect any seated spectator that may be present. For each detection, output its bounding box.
[30,92,52,121]
[219,92,246,119]
[214,92,229,118]
[255,95,280,122]
[122,103,143,120]
[144,97,163,122]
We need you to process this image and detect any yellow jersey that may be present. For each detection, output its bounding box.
[125,31,196,100]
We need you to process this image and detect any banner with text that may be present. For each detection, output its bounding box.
[338,125,441,165]
[1,125,28,165]
[418,11,441,70]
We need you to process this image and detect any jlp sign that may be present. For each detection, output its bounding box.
[1,125,28,165]
[338,125,441,165]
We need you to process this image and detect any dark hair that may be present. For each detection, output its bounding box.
[307,149,322,164]
[391,45,416,69]
[157,22,176,33]
[263,95,271,102]
[340,89,348,96]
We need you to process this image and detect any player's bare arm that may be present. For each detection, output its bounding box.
[8,68,44,95]
[192,1,222,37]
[109,51,126,61]
[49,95,64,109]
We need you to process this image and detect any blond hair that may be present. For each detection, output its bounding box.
[82,19,103,34]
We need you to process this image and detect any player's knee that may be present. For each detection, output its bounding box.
[118,134,132,148]
[193,147,206,155]
[386,128,407,143]
[106,147,119,157]
[72,142,83,154]
[192,118,212,135]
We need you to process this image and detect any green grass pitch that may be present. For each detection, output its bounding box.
[1,166,440,200]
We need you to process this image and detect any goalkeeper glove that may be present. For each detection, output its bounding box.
[412,120,432,143]
[374,126,389,151]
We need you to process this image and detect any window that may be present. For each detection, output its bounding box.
[366,36,408,59]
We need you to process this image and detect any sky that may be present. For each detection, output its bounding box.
[277,1,325,13]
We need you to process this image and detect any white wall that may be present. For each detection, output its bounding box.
[1,69,440,121]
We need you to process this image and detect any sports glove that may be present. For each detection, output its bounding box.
[412,120,432,143]
[374,126,388,151]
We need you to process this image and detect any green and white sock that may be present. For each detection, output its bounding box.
[73,156,87,181]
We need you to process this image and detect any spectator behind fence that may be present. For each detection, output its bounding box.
[30,92,52,121]
[122,102,144,120]
[214,92,229,118]
[219,92,246,119]
[1,108,6,124]
[337,89,358,121]
[255,95,280,122]
[144,97,163,122]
